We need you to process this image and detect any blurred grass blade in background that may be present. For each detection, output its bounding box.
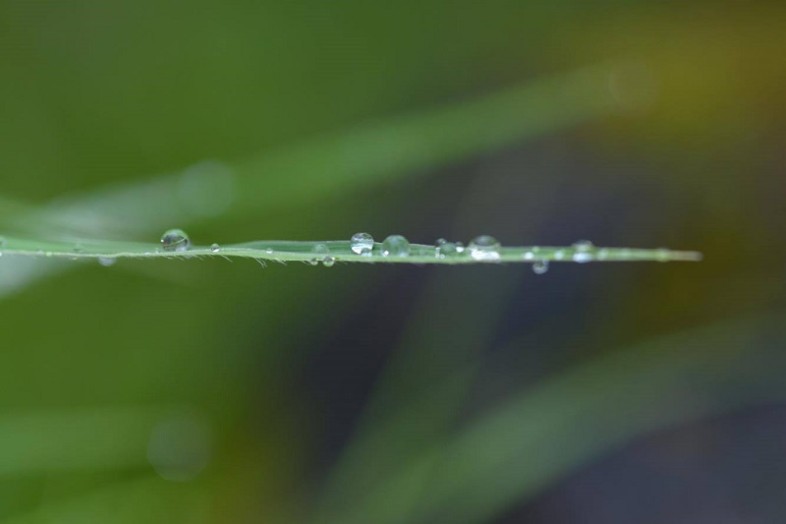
[0,406,206,477]
[7,64,621,237]
[321,312,786,524]
[1,476,209,524]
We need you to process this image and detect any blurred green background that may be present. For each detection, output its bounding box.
[1,1,786,522]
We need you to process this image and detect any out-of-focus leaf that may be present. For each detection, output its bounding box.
[322,312,786,524]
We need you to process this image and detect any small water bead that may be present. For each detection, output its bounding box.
[210,243,221,253]
[468,235,501,261]
[312,244,335,266]
[98,257,117,267]
[382,235,410,257]
[572,240,595,263]
[532,260,549,275]
[435,238,447,257]
[350,232,374,255]
[307,258,320,266]
[160,229,191,252]
[435,239,464,259]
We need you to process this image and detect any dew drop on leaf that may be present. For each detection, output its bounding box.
[468,235,501,261]
[435,238,464,258]
[350,232,374,255]
[532,260,549,275]
[160,229,191,252]
[382,235,410,257]
[572,240,595,263]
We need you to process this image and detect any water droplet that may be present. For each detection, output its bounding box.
[98,257,117,267]
[435,239,464,259]
[468,235,501,261]
[350,232,374,255]
[309,244,330,265]
[382,235,410,257]
[572,240,595,263]
[160,229,191,252]
[532,260,549,275]
[210,243,221,253]
[523,251,534,261]
[322,256,336,267]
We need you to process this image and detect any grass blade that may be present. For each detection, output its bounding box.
[0,236,701,266]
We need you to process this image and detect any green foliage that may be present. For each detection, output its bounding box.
[1,2,782,523]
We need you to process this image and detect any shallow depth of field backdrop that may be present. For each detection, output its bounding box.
[1,2,786,523]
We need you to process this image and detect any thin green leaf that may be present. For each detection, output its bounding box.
[0,236,701,266]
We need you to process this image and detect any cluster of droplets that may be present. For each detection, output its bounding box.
[349,233,413,259]
[347,232,553,274]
